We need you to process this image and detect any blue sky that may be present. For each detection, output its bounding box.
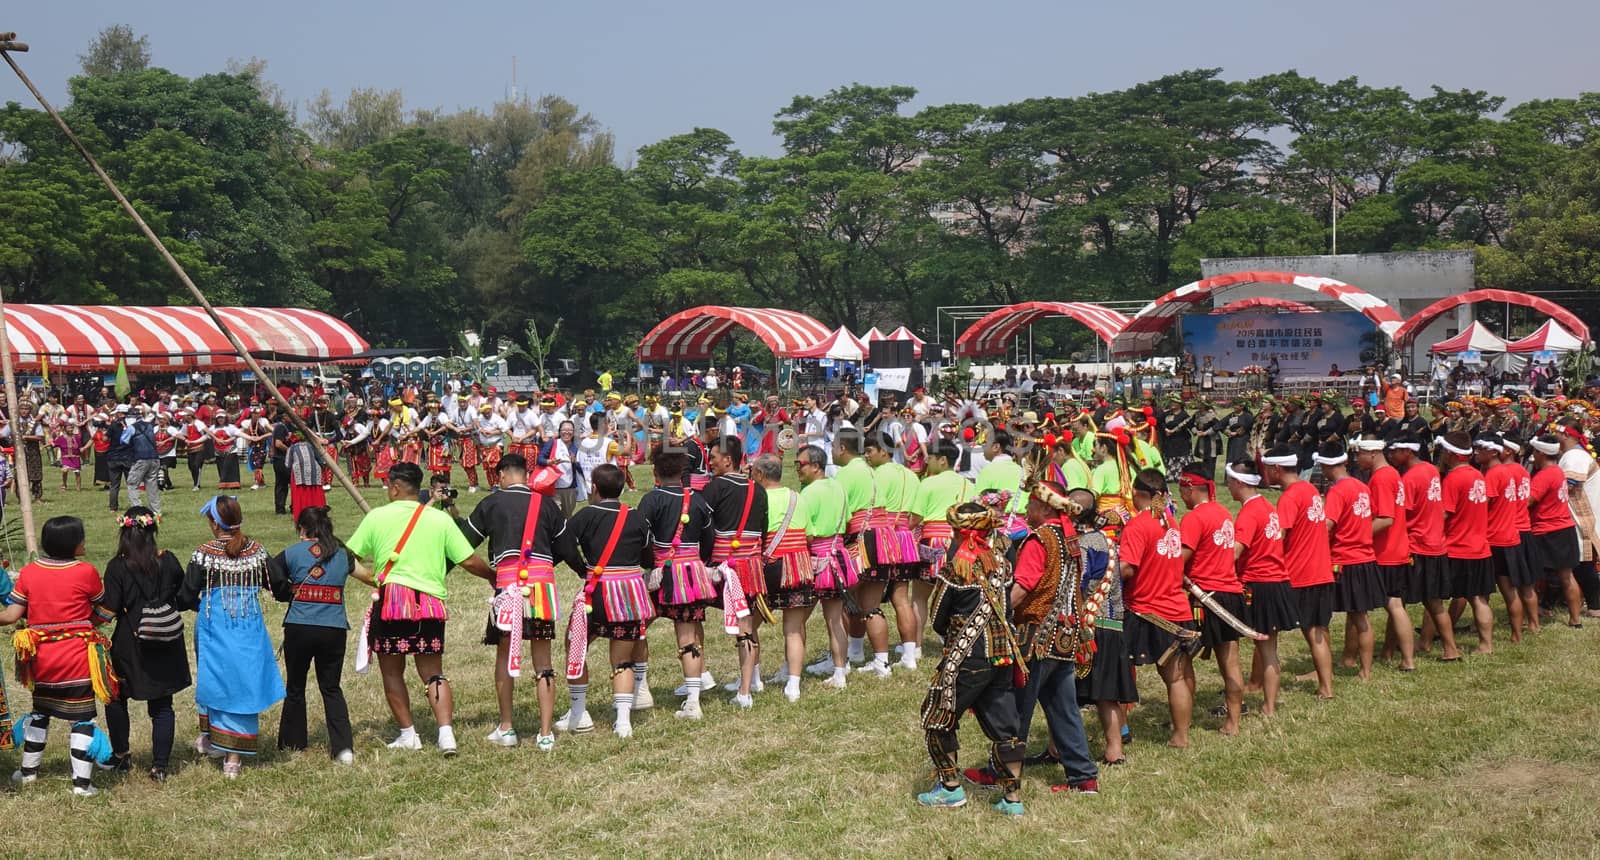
[5,0,1597,158]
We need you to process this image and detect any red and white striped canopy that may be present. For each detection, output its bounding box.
[1506,320,1585,354]
[1110,271,1404,355]
[864,327,889,342]
[793,326,868,361]
[884,325,926,346]
[637,306,832,362]
[955,301,1130,357]
[1430,321,1508,354]
[2,304,369,371]
[1211,296,1319,315]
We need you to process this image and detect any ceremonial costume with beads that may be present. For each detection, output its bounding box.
[1073,529,1136,704]
[702,472,768,611]
[10,558,118,789]
[640,484,717,622]
[557,500,654,645]
[461,486,566,644]
[1010,511,1098,787]
[178,539,284,756]
[920,506,1026,797]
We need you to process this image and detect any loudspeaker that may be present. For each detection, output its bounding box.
[920,343,946,363]
[869,340,915,368]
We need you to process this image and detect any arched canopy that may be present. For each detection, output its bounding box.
[2,304,368,371]
[1507,320,1585,354]
[636,306,831,362]
[1431,321,1508,354]
[793,326,868,361]
[1211,296,1319,315]
[955,301,1130,358]
[1110,271,1404,356]
[1391,288,1590,346]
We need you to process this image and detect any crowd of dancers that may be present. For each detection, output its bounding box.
[0,381,1596,817]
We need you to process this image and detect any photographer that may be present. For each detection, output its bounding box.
[419,473,458,511]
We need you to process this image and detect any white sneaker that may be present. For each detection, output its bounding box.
[485,726,519,747]
[723,676,764,693]
[322,484,332,492]
[893,643,905,656]
[439,733,457,757]
[250,484,261,491]
[72,784,99,797]
[614,722,633,739]
[897,654,919,671]
[633,686,654,711]
[674,701,703,720]
[10,770,35,786]
[386,732,423,750]
[821,673,848,690]
[764,663,789,685]
[335,749,354,765]
[468,486,479,494]
[784,686,800,703]
[731,693,753,709]
[855,659,892,679]
[535,734,555,752]
[805,655,836,677]
[554,710,594,734]
[846,648,865,665]
[673,671,715,697]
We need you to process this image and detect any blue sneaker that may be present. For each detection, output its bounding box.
[916,782,967,808]
[993,797,1025,816]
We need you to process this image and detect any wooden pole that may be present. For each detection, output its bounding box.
[0,39,370,513]
[0,285,38,556]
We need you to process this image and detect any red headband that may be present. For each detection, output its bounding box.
[1178,472,1215,501]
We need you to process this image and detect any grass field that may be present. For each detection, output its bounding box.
[2,463,1599,859]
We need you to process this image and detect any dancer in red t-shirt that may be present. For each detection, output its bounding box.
[1529,435,1585,627]
[1317,441,1384,681]
[1386,435,1462,661]
[1262,445,1335,700]
[1354,436,1416,671]
[1495,435,1540,634]
[1226,459,1295,717]
[1120,469,1196,747]
[1177,463,1243,735]
[1431,432,1494,655]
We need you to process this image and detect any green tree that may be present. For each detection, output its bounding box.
[1478,139,1600,291]
[79,25,151,77]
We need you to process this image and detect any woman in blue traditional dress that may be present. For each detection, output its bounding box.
[178,495,285,779]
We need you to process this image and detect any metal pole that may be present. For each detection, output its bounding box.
[0,39,370,512]
[1330,174,1338,255]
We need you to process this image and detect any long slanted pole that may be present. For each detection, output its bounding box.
[0,36,369,512]
[0,281,38,555]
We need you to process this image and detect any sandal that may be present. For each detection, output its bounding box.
[1100,757,1127,767]
[148,767,167,783]
[222,760,241,780]
[1023,750,1060,767]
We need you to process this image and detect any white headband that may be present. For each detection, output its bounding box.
[1313,452,1348,465]
[1355,439,1387,451]
[1501,439,1522,453]
[1474,438,1503,452]
[1262,454,1298,467]
[1225,465,1262,486]
[1531,439,1561,456]
[1438,438,1472,456]
[1388,441,1421,452]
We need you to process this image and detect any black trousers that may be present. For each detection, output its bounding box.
[105,694,175,770]
[272,461,290,514]
[106,459,132,511]
[187,452,207,488]
[278,623,352,755]
[926,659,1025,790]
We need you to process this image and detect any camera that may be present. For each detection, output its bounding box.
[437,486,458,502]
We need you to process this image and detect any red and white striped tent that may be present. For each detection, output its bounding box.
[1506,320,1585,354]
[884,325,926,346]
[863,327,889,342]
[636,306,832,362]
[1430,321,1509,354]
[1110,271,1404,355]
[1,304,369,371]
[955,301,1130,358]
[793,326,869,361]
